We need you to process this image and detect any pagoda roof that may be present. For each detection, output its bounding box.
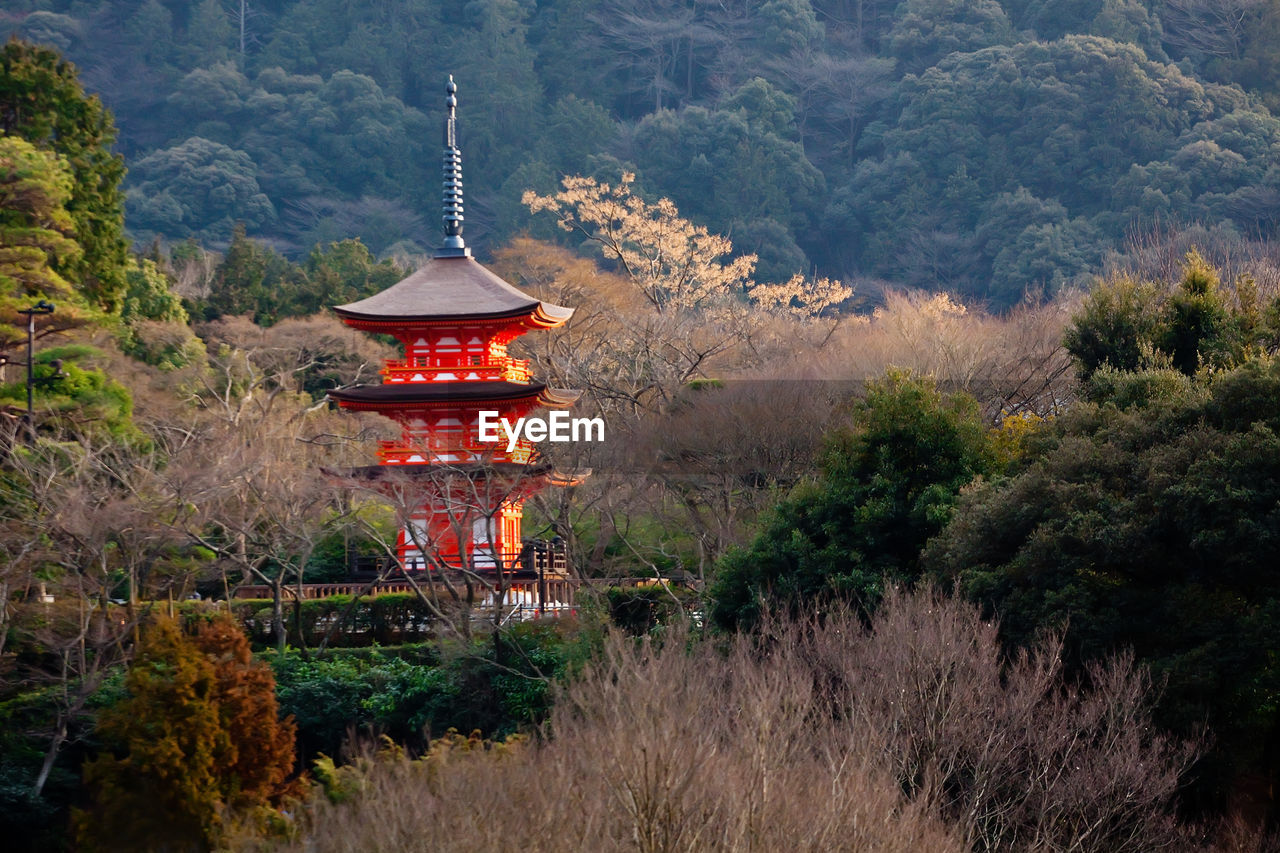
[333,256,573,327]
[328,380,581,408]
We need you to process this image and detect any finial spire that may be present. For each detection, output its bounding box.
[436,74,470,258]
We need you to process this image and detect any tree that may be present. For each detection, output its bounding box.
[184,0,234,68]
[524,172,846,317]
[117,256,206,372]
[192,614,298,810]
[1161,249,1231,373]
[885,0,1014,72]
[0,430,207,820]
[1063,272,1164,379]
[527,172,756,313]
[0,344,140,440]
[924,359,1280,801]
[710,370,996,630]
[204,223,304,324]
[1064,251,1268,381]
[523,175,838,416]
[837,36,1259,304]
[123,0,177,68]
[442,0,544,196]
[76,614,297,850]
[626,84,826,257]
[775,51,895,172]
[126,137,275,246]
[589,0,707,113]
[76,616,227,851]
[0,40,127,313]
[299,239,402,316]
[0,135,92,348]
[1160,0,1262,61]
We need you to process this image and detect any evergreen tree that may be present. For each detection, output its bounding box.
[1161,250,1231,374]
[204,223,304,323]
[711,370,996,630]
[193,615,298,811]
[0,40,128,314]
[76,617,229,851]
[184,0,235,69]
[1064,252,1268,382]
[299,238,401,314]
[0,136,93,347]
[76,614,297,850]
[926,359,1280,796]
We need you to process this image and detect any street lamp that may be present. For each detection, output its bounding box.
[17,300,54,441]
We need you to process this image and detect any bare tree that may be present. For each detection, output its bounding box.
[786,50,896,167]
[260,588,1195,853]
[0,433,186,797]
[340,455,563,649]
[799,587,1196,852]
[1161,0,1264,60]
[822,288,1076,419]
[147,322,373,653]
[590,0,713,111]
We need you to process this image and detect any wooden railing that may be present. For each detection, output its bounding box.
[231,575,672,619]
[378,358,531,384]
[375,438,534,465]
[230,540,688,628]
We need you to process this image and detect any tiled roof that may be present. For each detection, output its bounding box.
[334,256,573,325]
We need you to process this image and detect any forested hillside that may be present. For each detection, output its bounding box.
[7,0,1280,305]
[8,3,1280,849]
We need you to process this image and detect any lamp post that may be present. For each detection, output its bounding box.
[17,300,54,442]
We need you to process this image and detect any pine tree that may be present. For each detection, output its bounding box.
[0,40,128,314]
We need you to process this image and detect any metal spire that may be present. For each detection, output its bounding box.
[436,75,470,258]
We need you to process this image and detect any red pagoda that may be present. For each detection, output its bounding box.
[329,77,578,575]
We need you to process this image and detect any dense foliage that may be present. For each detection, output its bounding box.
[0,40,127,312]
[270,619,585,763]
[1065,250,1280,379]
[710,370,996,629]
[0,136,83,344]
[75,615,296,851]
[11,1,1280,304]
[926,358,1280,795]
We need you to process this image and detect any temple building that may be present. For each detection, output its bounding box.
[328,77,579,577]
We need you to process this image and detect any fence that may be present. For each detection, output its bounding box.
[223,577,686,647]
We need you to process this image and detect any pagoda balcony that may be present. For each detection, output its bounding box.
[377,438,534,465]
[379,358,531,384]
[503,359,531,383]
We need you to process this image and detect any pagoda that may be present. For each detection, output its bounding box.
[329,77,578,574]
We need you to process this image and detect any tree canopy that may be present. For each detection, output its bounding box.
[710,370,996,630]
[76,615,297,850]
[0,39,127,313]
[0,136,85,345]
[926,359,1280,779]
[11,1,1280,305]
